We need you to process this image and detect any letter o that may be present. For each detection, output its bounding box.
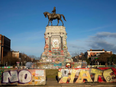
[19,70,32,83]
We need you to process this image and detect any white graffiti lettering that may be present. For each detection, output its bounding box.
[3,70,18,83]
[19,70,32,83]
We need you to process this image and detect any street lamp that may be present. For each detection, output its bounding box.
[19,58,21,66]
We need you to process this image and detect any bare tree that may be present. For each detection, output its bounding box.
[3,52,19,66]
[98,53,112,65]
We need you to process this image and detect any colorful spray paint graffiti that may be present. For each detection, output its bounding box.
[0,69,46,85]
[58,68,116,83]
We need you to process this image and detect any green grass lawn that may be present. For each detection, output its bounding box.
[46,69,58,81]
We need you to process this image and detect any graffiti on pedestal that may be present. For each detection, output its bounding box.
[58,68,116,83]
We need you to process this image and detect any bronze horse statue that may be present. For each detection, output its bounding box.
[43,12,66,26]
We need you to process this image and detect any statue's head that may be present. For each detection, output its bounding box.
[54,7,56,9]
[43,12,47,17]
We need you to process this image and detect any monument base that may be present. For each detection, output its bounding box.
[40,26,72,67]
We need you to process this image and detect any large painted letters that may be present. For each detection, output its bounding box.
[91,69,103,82]
[58,68,116,83]
[76,70,92,83]
[3,70,18,83]
[0,69,46,85]
[18,70,32,83]
[103,69,116,82]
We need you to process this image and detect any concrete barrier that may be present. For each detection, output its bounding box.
[0,69,46,85]
[58,67,116,83]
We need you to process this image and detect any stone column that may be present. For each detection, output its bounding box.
[49,36,51,51]
[61,36,63,50]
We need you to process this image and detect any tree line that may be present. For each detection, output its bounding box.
[72,52,116,65]
[1,52,39,66]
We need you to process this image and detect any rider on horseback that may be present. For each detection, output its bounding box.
[43,7,66,26]
[52,7,56,16]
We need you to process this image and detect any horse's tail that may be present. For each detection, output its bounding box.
[61,14,66,21]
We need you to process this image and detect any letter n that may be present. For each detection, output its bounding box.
[2,70,18,83]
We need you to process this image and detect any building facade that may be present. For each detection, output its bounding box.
[86,49,112,59]
[12,51,19,58]
[0,34,11,64]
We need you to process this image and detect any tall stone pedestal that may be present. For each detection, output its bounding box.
[40,26,72,66]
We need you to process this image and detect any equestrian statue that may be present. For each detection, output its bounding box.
[43,7,66,26]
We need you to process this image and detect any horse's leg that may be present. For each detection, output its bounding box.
[47,20,50,26]
[51,21,53,26]
[60,19,64,26]
[57,19,59,26]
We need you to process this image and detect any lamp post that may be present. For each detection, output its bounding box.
[6,62,7,67]
[21,62,22,66]
[19,58,21,66]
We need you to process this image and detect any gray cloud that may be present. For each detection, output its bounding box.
[94,32,116,38]
[68,32,116,56]
[88,32,116,53]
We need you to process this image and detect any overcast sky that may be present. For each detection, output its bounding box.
[0,0,116,58]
